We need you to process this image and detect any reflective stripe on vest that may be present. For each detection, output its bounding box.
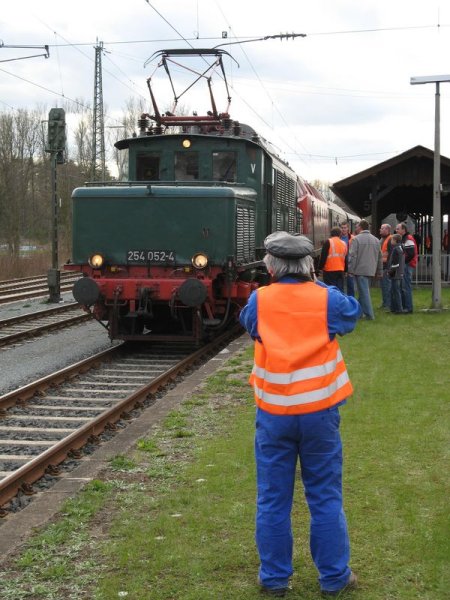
[253,370,351,407]
[381,235,392,263]
[252,349,345,384]
[250,281,353,415]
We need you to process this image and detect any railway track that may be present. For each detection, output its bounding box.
[0,327,239,516]
[0,272,80,305]
[0,303,92,348]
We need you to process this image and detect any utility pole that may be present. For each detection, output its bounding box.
[92,41,106,181]
[45,108,66,303]
[411,74,450,309]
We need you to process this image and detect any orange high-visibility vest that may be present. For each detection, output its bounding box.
[250,282,353,415]
[323,237,347,272]
[381,235,392,263]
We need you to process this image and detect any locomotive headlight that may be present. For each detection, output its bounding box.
[192,253,208,269]
[182,139,191,148]
[88,253,104,269]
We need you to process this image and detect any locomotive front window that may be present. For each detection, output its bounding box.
[212,151,237,182]
[175,152,199,180]
[136,153,160,181]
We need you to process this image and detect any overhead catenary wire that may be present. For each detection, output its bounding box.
[39,22,450,48]
[141,1,417,168]
[3,6,446,169]
[212,1,313,167]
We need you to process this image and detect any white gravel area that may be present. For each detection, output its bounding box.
[0,293,120,395]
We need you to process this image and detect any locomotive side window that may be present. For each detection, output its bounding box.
[136,153,160,181]
[175,152,199,180]
[213,151,237,182]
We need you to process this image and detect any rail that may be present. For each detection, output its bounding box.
[0,326,240,513]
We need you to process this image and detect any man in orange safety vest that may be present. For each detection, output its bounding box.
[240,231,361,597]
[318,227,347,291]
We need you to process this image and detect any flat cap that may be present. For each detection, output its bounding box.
[264,231,314,259]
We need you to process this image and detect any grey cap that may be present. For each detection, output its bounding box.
[264,231,314,259]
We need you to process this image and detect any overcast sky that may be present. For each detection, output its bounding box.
[1,0,449,184]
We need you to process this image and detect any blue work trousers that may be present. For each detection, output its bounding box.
[381,269,392,309]
[391,278,403,313]
[255,407,351,593]
[345,274,355,297]
[401,264,414,312]
[354,275,374,319]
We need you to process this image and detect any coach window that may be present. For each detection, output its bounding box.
[136,153,160,181]
[175,152,199,180]
[213,151,237,182]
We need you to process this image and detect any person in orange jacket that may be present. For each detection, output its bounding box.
[240,231,361,597]
[318,227,347,292]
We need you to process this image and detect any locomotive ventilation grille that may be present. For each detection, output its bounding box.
[274,170,296,234]
[236,205,256,264]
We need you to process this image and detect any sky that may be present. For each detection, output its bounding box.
[1,0,450,185]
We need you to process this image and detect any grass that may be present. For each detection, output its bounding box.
[1,286,449,599]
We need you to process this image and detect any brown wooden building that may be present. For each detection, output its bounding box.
[331,145,450,233]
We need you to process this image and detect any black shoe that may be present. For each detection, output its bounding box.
[321,572,358,596]
[260,587,288,597]
[259,579,291,597]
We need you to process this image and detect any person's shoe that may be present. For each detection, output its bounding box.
[258,578,291,597]
[321,572,358,596]
[260,586,288,597]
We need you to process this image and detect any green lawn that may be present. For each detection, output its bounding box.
[1,287,449,599]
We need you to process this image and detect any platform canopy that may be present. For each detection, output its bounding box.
[331,145,450,227]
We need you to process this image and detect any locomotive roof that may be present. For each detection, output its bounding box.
[115,124,262,150]
[72,185,258,200]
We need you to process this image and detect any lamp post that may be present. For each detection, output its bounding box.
[410,75,450,309]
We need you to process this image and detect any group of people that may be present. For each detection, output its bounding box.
[319,219,418,318]
[238,221,419,597]
[379,222,418,314]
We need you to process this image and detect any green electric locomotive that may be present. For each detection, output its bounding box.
[67,49,305,342]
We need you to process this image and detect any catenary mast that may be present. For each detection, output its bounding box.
[92,41,106,181]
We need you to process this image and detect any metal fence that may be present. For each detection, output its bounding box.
[413,254,450,285]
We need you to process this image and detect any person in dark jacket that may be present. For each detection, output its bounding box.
[379,223,392,310]
[387,234,405,313]
[394,222,417,313]
[340,222,355,296]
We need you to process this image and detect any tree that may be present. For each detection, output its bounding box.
[0,109,42,255]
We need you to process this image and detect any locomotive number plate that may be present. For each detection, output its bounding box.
[127,250,176,264]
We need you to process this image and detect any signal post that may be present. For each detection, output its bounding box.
[45,108,66,303]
